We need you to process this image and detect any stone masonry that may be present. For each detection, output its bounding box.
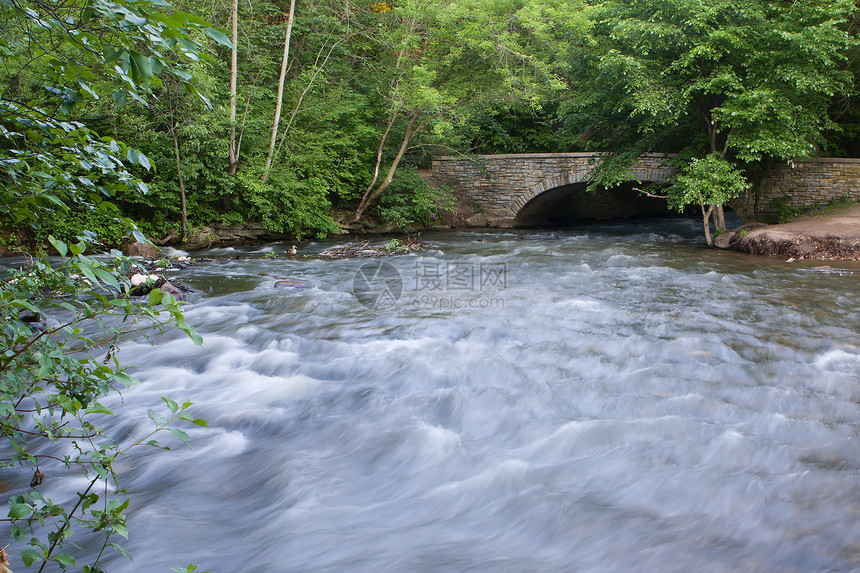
[423,153,860,226]
[423,153,676,227]
[734,158,860,222]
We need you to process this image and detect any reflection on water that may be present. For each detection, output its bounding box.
[9,216,860,572]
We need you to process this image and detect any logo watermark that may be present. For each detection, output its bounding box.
[353,261,507,311]
[352,261,403,311]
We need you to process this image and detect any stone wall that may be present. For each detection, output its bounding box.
[425,153,860,226]
[733,158,860,222]
[424,153,676,226]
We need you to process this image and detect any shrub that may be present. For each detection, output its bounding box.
[0,237,205,570]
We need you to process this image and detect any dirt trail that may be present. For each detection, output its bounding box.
[723,205,860,260]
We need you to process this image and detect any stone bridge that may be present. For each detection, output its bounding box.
[421,153,860,227]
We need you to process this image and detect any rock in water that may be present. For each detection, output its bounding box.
[274,280,310,289]
[160,281,187,301]
[126,241,163,259]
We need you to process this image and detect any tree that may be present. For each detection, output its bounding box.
[262,0,297,183]
[350,0,586,222]
[668,154,751,246]
[561,0,858,241]
[227,0,241,176]
[0,0,224,566]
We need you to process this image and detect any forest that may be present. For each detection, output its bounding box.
[2,0,859,250]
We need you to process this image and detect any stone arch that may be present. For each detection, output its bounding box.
[510,170,591,214]
[510,165,677,226]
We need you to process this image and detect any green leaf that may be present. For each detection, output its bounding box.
[113,89,128,108]
[180,413,208,427]
[148,288,164,306]
[110,542,134,561]
[203,27,232,48]
[21,547,43,567]
[148,408,166,425]
[170,428,190,444]
[48,235,68,257]
[9,502,32,518]
[162,396,179,413]
[129,52,153,88]
[94,268,121,291]
[52,553,77,567]
[84,403,114,415]
[112,522,129,539]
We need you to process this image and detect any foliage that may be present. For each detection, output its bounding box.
[0,237,205,570]
[668,154,750,245]
[464,103,578,154]
[350,0,588,220]
[766,196,805,225]
[376,167,454,228]
[4,0,860,244]
[559,0,858,238]
[0,0,217,568]
[668,155,751,215]
[766,194,856,224]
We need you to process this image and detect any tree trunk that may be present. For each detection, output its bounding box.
[701,203,714,247]
[170,128,187,243]
[713,203,726,231]
[262,0,297,183]
[227,0,239,176]
[352,112,418,222]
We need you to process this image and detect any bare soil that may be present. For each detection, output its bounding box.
[723,205,860,260]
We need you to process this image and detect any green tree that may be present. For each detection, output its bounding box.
[668,154,750,246]
[0,0,222,566]
[561,0,857,241]
[350,0,586,221]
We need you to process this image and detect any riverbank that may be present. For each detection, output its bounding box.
[716,204,860,260]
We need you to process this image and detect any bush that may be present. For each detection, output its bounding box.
[0,237,205,570]
[376,167,454,228]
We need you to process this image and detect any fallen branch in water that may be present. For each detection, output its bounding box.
[319,235,424,259]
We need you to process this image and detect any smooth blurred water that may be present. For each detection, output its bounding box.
[12,216,860,572]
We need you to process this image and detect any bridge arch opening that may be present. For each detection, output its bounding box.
[513,181,678,227]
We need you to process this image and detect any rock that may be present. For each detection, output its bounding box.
[274,280,311,289]
[465,214,488,228]
[125,241,163,259]
[713,231,735,249]
[160,281,187,301]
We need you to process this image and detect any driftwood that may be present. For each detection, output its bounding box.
[318,235,424,259]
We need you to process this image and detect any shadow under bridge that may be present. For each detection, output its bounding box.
[513,181,675,227]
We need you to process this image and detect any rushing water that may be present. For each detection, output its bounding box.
[9,216,860,572]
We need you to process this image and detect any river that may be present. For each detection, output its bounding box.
[12,216,860,571]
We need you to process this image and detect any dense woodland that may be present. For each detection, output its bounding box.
[1,0,859,247]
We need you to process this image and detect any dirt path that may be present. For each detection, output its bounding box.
[722,205,860,260]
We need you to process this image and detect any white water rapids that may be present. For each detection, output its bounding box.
[8,217,860,571]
